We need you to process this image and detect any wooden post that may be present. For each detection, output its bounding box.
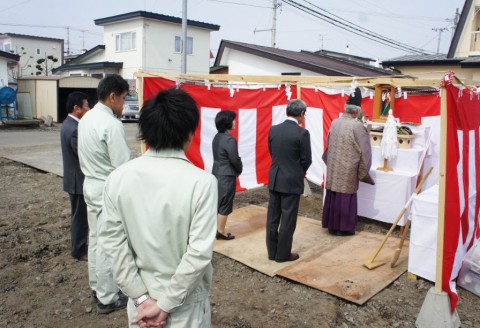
[297,82,301,99]
[390,85,396,112]
[373,85,383,120]
[435,86,447,292]
[137,73,147,154]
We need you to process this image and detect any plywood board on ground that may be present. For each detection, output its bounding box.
[215,205,354,277]
[277,231,409,305]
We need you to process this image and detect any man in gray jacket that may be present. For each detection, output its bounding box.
[78,74,130,314]
[100,87,217,328]
[266,99,312,263]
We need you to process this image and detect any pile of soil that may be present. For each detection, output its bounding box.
[1,157,479,328]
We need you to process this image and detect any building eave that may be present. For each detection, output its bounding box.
[95,11,220,31]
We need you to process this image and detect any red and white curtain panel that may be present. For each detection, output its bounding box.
[443,84,480,311]
[143,77,440,190]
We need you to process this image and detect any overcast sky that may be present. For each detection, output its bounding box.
[0,0,466,61]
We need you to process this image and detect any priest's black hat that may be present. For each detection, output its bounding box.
[346,87,362,106]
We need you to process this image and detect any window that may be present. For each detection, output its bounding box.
[115,32,136,52]
[3,42,11,52]
[36,48,41,55]
[174,36,193,54]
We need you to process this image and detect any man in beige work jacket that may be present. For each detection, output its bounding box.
[78,74,131,314]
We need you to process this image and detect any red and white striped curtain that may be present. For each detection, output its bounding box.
[443,84,480,310]
[143,76,440,190]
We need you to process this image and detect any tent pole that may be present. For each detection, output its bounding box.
[137,74,147,154]
[435,85,447,292]
[415,85,460,328]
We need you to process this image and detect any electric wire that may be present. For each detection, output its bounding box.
[282,0,433,54]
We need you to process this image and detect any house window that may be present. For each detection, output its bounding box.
[36,48,41,55]
[3,42,11,52]
[175,36,193,54]
[115,32,136,52]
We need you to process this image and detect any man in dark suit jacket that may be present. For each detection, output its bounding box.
[267,99,312,262]
[60,91,90,261]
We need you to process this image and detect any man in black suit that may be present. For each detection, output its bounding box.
[266,99,312,262]
[60,91,90,261]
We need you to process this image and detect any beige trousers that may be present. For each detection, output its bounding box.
[84,177,119,305]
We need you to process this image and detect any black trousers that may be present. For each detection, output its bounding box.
[266,190,300,261]
[68,193,88,259]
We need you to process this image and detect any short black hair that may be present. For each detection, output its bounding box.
[286,99,307,117]
[138,87,199,150]
[215,110,236,133]
[97,74,130,101]
[66,91,88,114]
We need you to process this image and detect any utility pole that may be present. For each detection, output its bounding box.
[66,26,70,56]
[319,34,326,50]
[271,0,278,48]
[432,27,448,54]
[446,8,460,40]
[181,0,187,74]
[253,0,281,48]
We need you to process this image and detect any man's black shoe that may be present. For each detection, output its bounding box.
[92,290,98,303]
[96,295,128,314]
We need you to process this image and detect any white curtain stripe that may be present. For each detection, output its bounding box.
[200,107,221,174]
[238,109,263,189]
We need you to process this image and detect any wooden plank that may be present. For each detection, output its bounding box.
[435,86,448,292]
[135,71,444,87]
[214,205,336,277]
[278,231,409,305]
[408,272,418,280]
[214,205,408,306]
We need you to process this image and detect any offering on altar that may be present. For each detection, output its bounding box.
[368,123,417,149]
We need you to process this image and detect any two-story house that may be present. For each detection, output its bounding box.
[382,0,480,81]
[53,11,220,79]
[0,33,64,82]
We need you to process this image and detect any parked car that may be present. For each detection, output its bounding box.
[121,94,140,121]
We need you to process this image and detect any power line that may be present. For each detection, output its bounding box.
[207,0,271,9]
[282,0,433,54]
[0,22,102,37]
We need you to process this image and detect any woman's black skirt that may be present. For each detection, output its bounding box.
[216,175,237,216]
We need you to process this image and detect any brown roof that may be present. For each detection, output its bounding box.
[214,40,394,77]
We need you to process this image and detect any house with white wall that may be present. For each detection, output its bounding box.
[54,11,220,80]
[213,40,393,77]
[0,50,19,88]
[0,33,64,81]
[382,0,480,81]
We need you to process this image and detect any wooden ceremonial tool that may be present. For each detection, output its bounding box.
[390,219,411,268]
[363,166,433,270]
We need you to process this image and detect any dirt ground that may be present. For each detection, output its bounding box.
[1,129,480,327]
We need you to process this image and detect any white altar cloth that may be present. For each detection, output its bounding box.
[408,184,474,282]
[357,124,432,225]
[408,184,439,282]
[358,169,416,226]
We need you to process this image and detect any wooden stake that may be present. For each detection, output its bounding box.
[435,86,447,292]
